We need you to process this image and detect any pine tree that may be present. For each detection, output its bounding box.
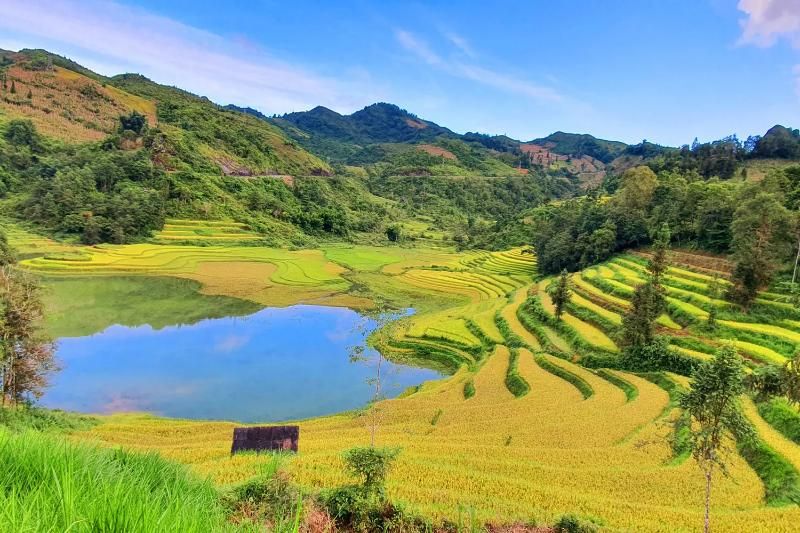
[550,270,572,320]
[9,80,15,94]
[26,88,32,99]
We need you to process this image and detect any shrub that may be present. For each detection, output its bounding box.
[463,379,476,399]
[554,513,600,533]
[757,398,800,445]
[505,349,530,397]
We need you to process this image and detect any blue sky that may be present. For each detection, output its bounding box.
[2,0,799,145]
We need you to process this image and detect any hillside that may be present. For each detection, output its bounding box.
[0,49,565,246]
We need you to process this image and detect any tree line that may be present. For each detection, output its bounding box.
[531,164,798,309]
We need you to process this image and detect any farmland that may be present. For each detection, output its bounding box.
[12,219,800,531]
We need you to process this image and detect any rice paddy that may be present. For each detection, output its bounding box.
[9,220,800,531]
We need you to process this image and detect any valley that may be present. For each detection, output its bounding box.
[2,36,800,532]
[7,216,800,531]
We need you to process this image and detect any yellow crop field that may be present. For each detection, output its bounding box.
[10,221,800,532]
[570,291,622,325]
[539,281,618,352]
[77,348,800,532]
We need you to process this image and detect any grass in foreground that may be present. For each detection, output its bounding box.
[0,429,252,533]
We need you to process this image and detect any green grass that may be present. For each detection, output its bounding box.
[737,429,800,506]
[0,407,96,433]
[0,429,253,532]
[593,369,637,402]
[758,398,800,445]
[534,355,593,399]
[504,349,530,398]
[41,276,261,338]
[322,246,402,272]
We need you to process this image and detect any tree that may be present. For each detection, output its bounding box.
[25,88,32,99]
[0,266,56,405]
[648,223,671,285]
[9,80,15,94]
[119,110,148,135]
[728,192,793,309]
[705,306,717,331]
[681,345,752,533]
[550,270,572,319]
[615,166,658,212]
[385,224,402,243]
[621,281,664,349]
[4,119,40,150]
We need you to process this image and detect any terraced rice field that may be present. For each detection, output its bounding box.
[10,221,800,530]
[153,219,263,243]
[79,347,800,532]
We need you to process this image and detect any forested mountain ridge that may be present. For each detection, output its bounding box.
[0,48,565,246]
[0,46,799,252]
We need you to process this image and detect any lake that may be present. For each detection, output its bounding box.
[40,305,439,422]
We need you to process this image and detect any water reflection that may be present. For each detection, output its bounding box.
[41,305,439,422]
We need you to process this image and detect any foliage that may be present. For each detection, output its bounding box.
[621,282,665,350]
[728,190,793,309]
[553,513,600,533]
[221,455,303,531]
[550,270,572,319]
[756,397,800,445]
[0,266,55,405]
[504,348,530,397]
[320,445,429,532]
[463,378,475,399]
[342,446,400,498]
[119,110,148,135]
[680,345,753,532]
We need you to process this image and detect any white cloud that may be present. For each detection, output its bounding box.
[394,29,443,66]
[738,0,800,99]
[444,31,476,58]
[0,0,381,113]
[214,334,250,354]
[454,63,563,103]
[394,28,563,104]
[738,0,800,47]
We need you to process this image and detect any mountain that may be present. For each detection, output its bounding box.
[528,132,627,163]
[0,48,329,177]
[0,48,563,247]
[753,124,800,159]
[278,103,453,145]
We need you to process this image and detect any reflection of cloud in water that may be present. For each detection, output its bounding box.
[101,393,149,413]
[214,334,250,354]
[44,305,438,422]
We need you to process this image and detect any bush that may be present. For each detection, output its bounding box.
[342,446,400,497]
[554,513,600,533]
[757,398,800,445]
[505,349,530,397]
[463,379,476,399]
[222,454,301,529]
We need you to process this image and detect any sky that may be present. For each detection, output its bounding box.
[1,0,799,146]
